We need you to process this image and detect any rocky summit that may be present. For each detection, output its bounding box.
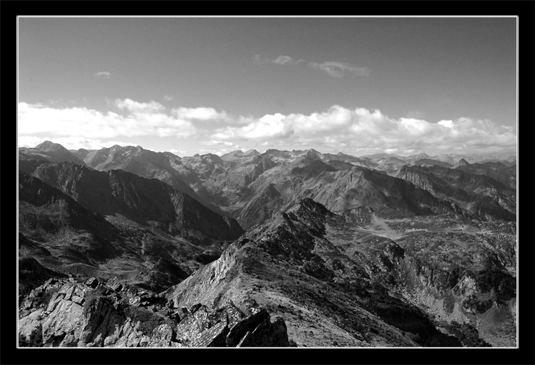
[19,277,290,347]
[18,142,517,347]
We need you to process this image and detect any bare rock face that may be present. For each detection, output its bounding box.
[18,278,289,347]
[236,316,289,347]
[226,307,269,346]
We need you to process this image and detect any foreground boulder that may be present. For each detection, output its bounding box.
[18,278,289,347]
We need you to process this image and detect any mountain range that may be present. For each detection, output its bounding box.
[17,141,517,347]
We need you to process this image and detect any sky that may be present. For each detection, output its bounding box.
[18,17,517,157]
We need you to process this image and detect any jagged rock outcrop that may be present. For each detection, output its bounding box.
[18,278,289,347]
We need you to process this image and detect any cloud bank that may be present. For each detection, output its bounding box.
[18,99,516,156]
[18,99,196,150]
[211,105,516,155]
[254,55,369,78]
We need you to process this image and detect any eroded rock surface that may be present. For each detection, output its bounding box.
[19,278,289,347]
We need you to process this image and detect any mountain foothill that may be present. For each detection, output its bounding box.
[17,141,517,347]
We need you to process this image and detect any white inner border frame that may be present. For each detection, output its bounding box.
[15,15,519,350]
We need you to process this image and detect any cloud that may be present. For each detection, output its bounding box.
[272,55,305,65]
[438,120,454,128]
[94,71,111,79]
[18,135,131,150]
[164,95,174,101]
[309,61,369,78]
[212,113,294,141]
[255,55,369,78]
[168,148,186,156]
[18,135,47,148]
[254,54,305,65]
[18,99,197,144]
[210,106,516,155]
[172,107,228,121]
[115,98,166,114]
[18,99,516,156]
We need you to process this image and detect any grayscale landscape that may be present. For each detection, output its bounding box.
[17,17,517,347]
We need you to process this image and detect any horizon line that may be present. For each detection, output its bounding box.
[18,140,517,159]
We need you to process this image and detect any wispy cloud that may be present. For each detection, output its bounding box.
[406,110,426,119]
[94,71,111,79]
[272,55,305,65]
[309,61,369,78]
[164,95,174,101]
[255,55,369,78]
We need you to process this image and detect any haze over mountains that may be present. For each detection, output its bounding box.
[18,141,517,347]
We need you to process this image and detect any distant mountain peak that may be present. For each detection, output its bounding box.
[201,153,224,164]
[243,149,259,156]
[305,149,323,160]
[30,141,87,166]
[414,152,431,159]
[456,158,470,167]
[35,141,66,152]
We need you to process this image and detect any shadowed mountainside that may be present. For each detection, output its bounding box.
[27,162,243,242]
[18,167,245,293]
[396,165,515,222]
[71,145,223,214]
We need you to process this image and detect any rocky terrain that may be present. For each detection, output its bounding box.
[18,142,517,347]
[163,199,515,347]
[19,276,289,347]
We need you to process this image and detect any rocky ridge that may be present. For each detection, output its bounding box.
[163,198,515,347]
[19,277,290,347]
